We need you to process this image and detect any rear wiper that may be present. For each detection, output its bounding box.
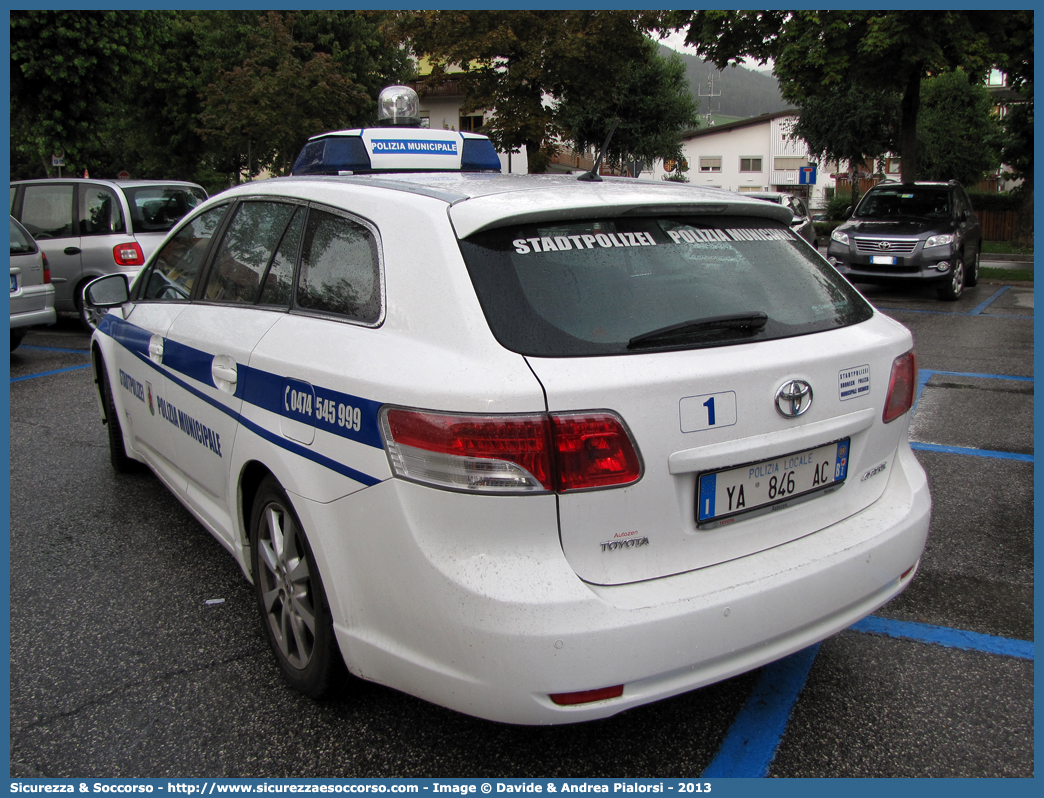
[627,312,768,349]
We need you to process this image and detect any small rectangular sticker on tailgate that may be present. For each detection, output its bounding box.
[697,439,850,528]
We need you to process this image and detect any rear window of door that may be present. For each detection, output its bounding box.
[10,218,37,254]
[201,200,300,306]
[80,185,126,235]
[124,186,209,233]
[294,208,381,324]
[20,184,75,239]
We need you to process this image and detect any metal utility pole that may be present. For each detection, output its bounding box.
[699,71,722,126]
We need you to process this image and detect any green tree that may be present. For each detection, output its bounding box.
[198,12,368,177]
[389,11,652,173]
[11,10,413,188]
[197,11,414,178]
[661,10,1030,182]
[991,19,1033,246]
[1001,94,1033,246]
[10,11,158,178]
[917,70,1002,185]
[791,86,900,207]
[100,12,230,187]
[556,40,700,174]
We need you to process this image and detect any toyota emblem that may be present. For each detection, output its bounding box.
[775,380,813,418]
[878,241,892,250]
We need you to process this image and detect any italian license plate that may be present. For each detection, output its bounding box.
[870,255,897,265]
[697,439,850,527]
[10,274,18,293]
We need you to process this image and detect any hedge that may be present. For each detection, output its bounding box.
[967,191,1023,212]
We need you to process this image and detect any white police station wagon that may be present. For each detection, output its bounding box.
[85,87,930,724]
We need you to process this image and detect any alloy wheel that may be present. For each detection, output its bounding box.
[256,501,317,669]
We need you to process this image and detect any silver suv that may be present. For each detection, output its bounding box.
[10,178,207,327]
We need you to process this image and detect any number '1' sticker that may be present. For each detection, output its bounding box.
[680,391,737,433]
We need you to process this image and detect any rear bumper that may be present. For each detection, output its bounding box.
[10,284,57,330]
[303,440,930,725]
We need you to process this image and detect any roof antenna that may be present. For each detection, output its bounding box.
[577,117,620,182]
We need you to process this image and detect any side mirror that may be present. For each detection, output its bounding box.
[844,206,853,218]
[84,273,130,308]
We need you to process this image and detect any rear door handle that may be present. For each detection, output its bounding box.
[212,355,238,394]
[64,247,81,256]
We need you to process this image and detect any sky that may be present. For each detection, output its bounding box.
[658,30,777,76]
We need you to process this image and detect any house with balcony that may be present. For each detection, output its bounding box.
[652,110,836,207]
[407,61,530,174]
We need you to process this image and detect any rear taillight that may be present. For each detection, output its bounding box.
[549,412,644,491]
[113,242,145,266]
[883,350,917,423]
[41,252,50,283]
[379,407,642,494]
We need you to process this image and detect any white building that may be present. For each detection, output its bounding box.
[650,111,835,208]
[410,67,530,174]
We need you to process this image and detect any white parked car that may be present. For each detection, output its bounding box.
[85,88,930,725]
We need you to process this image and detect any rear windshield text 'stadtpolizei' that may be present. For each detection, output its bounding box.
[459,216,873,357]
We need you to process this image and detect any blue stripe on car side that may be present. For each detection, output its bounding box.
[161,337,216,388]
[100,317,385,486]
[238,364,385,449]
[105,314,153,359]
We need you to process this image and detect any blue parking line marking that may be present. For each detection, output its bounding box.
[913,369,1033,415]
[702,644,820,778]
[910,441,1033,462]
[851,616,1033,660]
[10,364,93,383]
[19,344,91,355]
[969,286,1010,315]
[877,307,1031,320]
[923,369,1033,382]
[704,613,1033,777]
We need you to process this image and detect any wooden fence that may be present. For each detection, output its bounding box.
[833,177,883,195]
[978,210,1019,241]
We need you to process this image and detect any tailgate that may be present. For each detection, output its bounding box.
[527,316,914,586]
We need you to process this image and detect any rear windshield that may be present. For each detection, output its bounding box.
[459,215,873,357]
[124,186,209,233]
[9,219,36,255]
[855,187,950,220]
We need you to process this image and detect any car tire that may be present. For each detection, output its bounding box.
[11,330,25,352]
[937,254,965,301]
[965,246,980,287]
[99,358,141,474]
[250,475,348,699]
[77,283,108,332]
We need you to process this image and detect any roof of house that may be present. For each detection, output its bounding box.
[680,109,797,141]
